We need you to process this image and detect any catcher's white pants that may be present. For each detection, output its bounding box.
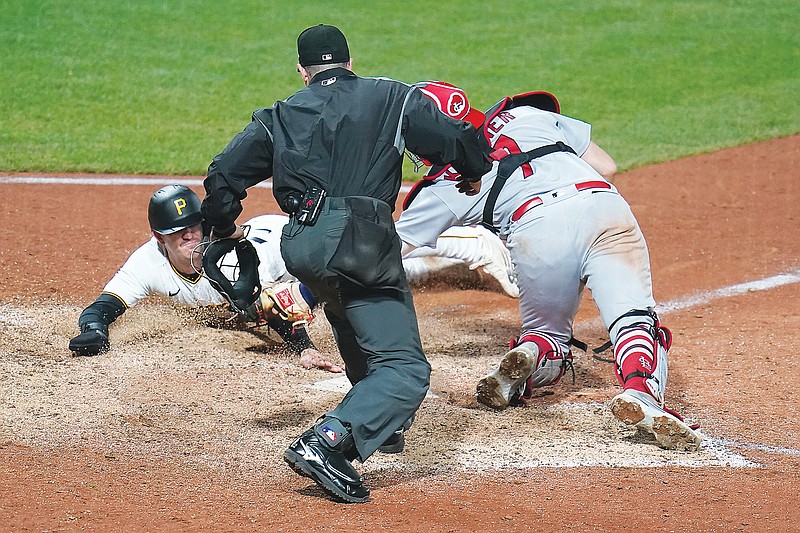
[507,190,655,353]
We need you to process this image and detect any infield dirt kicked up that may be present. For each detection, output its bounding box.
[1,136,799,532]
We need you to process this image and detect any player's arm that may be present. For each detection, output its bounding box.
[69,293,127,356]
[263,314,343,373]
[69,245,154,356]
[202,110,275,238]
[581,141,617,182]
[555,113,617,182]
[249,282,343,373]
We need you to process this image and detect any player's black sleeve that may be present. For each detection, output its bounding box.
[77,293,127,331]
[202,109,276,237]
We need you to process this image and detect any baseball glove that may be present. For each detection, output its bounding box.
[201,237,262,313]
[262,281,315,327]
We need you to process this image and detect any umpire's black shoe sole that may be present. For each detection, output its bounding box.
[284,442,370,503]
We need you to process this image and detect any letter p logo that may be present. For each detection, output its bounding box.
[173,198,187,215]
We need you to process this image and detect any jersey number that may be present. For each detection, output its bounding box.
[493,135,534,178]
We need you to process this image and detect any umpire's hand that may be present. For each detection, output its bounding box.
[456,178,481,196]
[211,224,244,241]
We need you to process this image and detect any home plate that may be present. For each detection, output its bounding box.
[307,375,439,398]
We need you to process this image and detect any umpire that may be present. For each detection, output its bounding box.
[201,24,491,503]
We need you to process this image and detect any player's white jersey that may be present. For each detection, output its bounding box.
[102,214,293,308]
[241,214,292,284]
[397,106,610,247]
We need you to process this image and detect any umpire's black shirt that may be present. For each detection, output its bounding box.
[202,68,491,236]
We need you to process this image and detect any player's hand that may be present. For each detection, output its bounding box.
[299,348,344,373]
[456,178,481,196]
[68,325,109,356]
[211,224,244,241]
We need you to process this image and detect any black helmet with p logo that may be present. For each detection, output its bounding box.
[148,184,203,234]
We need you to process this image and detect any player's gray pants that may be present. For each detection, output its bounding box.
[281,198,430,461]
[507,190,655,353]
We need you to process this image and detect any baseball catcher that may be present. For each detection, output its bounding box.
[396,82,701,451]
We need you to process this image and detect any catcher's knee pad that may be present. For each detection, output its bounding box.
[514,332,574,394]
[612,310,670,405]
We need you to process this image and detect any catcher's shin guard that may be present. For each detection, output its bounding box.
[476,332,573,409]
[609,313,700,451]
[612,315,670,405]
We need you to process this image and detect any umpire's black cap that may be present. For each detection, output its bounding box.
[297,24,350,67]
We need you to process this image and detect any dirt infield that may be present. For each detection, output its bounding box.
[1,136,799,532]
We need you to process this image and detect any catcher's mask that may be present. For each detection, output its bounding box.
[199,235,262,312]
[148,184,203,235]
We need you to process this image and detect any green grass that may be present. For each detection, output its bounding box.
[1,0,797,174]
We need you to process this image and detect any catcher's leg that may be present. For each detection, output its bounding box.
[608,310,701,451]
[478,211,584,410]
[476,332,573,409]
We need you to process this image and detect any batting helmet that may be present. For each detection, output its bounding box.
[416,81,485,129]
[148,184,203,234]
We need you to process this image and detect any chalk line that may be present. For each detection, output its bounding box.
[657,268,800,314]
[712,437,800,457]
[0,174,414,193]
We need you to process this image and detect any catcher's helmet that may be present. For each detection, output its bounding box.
[148,184,203,234]
[416,81,485,129]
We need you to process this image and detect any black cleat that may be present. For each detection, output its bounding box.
[284,430,370,503]
[377,415,414,454]
[377,429,404,454]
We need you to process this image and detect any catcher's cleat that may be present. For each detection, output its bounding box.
[610,389,701,451]
[476,345,536,409]
[471,226,519,298]
[284,429,370,504]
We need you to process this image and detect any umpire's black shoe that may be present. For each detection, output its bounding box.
[377,415,414,454]
[284,430,370,503]
[377,429,405,454]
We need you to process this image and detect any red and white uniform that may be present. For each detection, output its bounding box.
[396,105,655,349]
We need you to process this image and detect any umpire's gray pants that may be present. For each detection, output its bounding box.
[280,197,430,460]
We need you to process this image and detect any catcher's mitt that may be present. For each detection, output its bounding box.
[200,237,262,313]
[262,281,315,327]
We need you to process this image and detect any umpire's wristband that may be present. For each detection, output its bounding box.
[212,223,236,239]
